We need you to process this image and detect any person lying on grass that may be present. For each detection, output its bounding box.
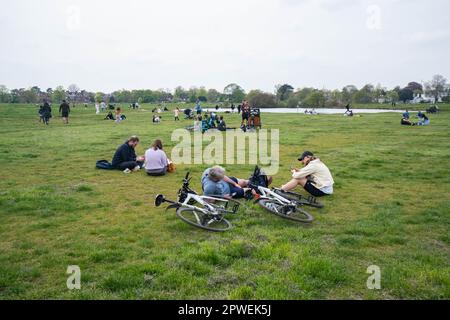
[201,166,251,199]
[112,136,145,173]
[281,151,334,197]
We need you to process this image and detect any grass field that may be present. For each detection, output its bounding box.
[0,103,449,300]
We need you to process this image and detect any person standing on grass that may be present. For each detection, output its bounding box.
[38,104,44,123]
[281,151,334,197]
[195,101,202,115]
[174,107,180,121]
[100,101,106,112]
[144,139,169,176]
[241,100,250,126]
[59,100,70,124]
[42,100,52,125]
[95,102,100,114]
[112,136,145,173]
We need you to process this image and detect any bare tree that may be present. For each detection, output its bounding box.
[425,75,447,102]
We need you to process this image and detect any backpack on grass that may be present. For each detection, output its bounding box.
[96,160,113,170]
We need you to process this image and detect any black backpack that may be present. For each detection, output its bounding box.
[249,166,269,188]
[96,160,113,170]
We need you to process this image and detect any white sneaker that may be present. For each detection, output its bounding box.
[123,169,132,174]
[133,166,141,172]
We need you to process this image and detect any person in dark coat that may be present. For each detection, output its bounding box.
[59,100,71,124]
[112,136,145,172]
[41,101,52,125]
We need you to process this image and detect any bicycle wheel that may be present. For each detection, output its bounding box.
[176,207,232,232]
[273,188,324,208]
[257,199,314,223]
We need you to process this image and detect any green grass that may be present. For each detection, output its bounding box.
[0,103,449,300]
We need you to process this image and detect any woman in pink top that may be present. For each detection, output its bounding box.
[144,139,169,176]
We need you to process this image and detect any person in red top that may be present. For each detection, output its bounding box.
[241,100,251,126]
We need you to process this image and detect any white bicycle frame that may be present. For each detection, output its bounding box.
[179,193,230,216]
[253,186,296,206]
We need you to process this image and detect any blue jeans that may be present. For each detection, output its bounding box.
[202,178,230,198]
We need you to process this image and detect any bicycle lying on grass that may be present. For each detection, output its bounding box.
[155,172,241,232]
[245,166,323,223]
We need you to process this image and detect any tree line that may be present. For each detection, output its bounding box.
[0,75,448,108]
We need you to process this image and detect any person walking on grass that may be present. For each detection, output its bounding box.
[281,151,334,197]
[174,107,180,121]
[42,100,52,125]
[112,136,145,173]
[59,100,70,124]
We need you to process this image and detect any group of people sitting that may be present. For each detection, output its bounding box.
[104,107,126,123]
[129,102,140,110]
[401,110,430,126]
[111,136,172,176]
[186,113,229,133]
[304,108,318,115]
[201,151,334,199]
[109,136,334,199]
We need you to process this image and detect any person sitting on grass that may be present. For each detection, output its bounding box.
[401,117,416,126]
[112,136,145,173]
[153,114,161,124]
[115,108,123,124]
[208,113,216,128]
[104,111,114,120]
[218,116,227,131]
[417,112,430,126]
[403,110,410,119]
[201,166,251,199]
[202,114,211,133]
[184,108,192,119]
[281,151,334,197]
[144,139,169,176]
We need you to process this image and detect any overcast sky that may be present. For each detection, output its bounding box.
[0,0,449,93]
